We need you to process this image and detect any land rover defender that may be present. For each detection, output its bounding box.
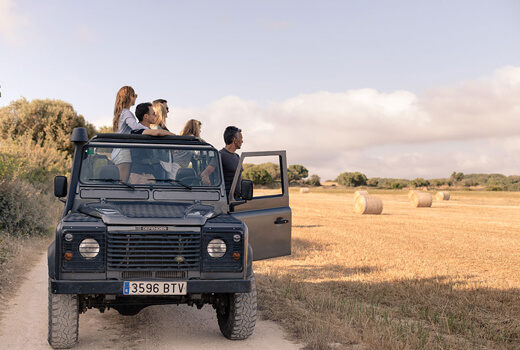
[48,128,291,348]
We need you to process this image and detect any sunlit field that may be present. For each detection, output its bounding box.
[253,189,520,349]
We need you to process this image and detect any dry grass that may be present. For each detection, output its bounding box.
[254,189,520,349]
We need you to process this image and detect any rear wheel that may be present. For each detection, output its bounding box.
[216,274,257,340]
[48,279,79,349]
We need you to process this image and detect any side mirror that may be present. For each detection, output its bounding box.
[54,176,68,197]
[241,180,253,201]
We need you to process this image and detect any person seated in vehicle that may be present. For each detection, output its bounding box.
[129,103,175,183]
[201,126,243,197]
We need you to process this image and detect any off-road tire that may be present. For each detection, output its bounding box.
[217,274,257,340]
[48,279,79,349]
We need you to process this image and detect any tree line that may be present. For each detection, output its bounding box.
[334,171,520,191]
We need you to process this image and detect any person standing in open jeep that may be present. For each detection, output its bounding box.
[131,103,175,136]
[201,126,243,198]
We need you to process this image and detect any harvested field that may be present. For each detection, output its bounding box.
[254,189,520,349]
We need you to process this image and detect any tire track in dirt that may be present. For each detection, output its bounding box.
[0,253,302,349]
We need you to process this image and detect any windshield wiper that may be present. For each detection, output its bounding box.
[88,178,135,190]
[152,179,192,190]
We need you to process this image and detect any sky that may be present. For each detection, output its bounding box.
[1,0,519,180]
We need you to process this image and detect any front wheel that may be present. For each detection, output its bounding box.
[216,274,258,340]
[48,279,79,349]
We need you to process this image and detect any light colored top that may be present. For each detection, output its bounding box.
[117,108,146,134]
[111,108,147,161]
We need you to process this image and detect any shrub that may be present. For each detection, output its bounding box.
[409,178,430,188]
[306,174,321,186]
[243,166,274,185]
[0,179,59,237]
[336,172,367,187]
[288,165,309,182]
[0,98,97,157]
[391,182,404,189]
[367,178,379,187]
[0,135,71,188]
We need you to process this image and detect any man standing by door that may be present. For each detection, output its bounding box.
[201,126,243,197]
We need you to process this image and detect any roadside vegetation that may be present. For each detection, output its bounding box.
[0,98,89,296]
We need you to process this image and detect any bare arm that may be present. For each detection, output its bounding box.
[141,129,176,136]
[201,165,216,185]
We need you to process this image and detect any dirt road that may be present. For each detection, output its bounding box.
[0,253,302,350]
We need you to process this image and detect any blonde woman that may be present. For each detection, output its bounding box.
[111,86,144,182]
[180,119,202,138]
[151,100,170,131]
[159,119,204,180]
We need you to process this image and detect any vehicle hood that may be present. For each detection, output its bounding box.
[78,201,220,225]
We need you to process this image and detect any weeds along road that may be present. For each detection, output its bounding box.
[0,253,302,350]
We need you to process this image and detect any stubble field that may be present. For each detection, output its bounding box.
[253,189,520,349]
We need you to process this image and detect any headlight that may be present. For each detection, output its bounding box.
[207,238,226,258]
[79,238,100,259]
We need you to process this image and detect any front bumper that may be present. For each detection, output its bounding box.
[50,278,252,294]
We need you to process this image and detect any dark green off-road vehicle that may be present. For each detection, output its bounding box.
[48,128,291,348]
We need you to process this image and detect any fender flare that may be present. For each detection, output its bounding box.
[48,241,56,279]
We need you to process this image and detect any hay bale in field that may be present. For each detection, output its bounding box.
[436,191,450,200]
[354,194,383,215]
[354,190,369,201]
[408,190,421,200]
[300,187,309,193]
[410,192,432,208]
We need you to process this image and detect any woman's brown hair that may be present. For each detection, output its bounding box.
[112,86,136,131]
[180,119,201,138]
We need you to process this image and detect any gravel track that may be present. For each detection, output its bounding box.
[0,253,302,350]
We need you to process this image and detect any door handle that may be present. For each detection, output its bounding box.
[274,217,289,225]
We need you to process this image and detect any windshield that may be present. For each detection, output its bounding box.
[79,145,220,188]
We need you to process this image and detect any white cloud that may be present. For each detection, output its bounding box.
[0,0,29,46]
[173,66,520,179]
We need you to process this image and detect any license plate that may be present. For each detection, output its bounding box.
[123,281,187,295]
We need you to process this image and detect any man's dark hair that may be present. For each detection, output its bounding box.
[135,102,152,122]
[223,126,241,145]
[153,99,167,104]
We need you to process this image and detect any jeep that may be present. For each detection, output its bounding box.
[48,128,291,349]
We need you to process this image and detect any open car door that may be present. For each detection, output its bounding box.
[229,151,291,261]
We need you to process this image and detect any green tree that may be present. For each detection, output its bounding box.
[305,174,321,186]
[409,178,430,188]
[288,164,309,182]
[367,178,379,187]
[243,165,274,185]
[97,125,113,134]
[450,171,464,183]
[0,98,97,157]
[335,172,367,187]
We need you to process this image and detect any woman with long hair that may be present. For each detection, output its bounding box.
[180,119,202,138]
[151,101,169,131]
[166,119,203,178]
[111,86,143,182]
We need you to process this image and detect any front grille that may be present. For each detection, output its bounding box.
[107,230,200,270]
[121,271,186,279]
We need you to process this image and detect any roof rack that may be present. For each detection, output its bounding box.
[90,133,210,145]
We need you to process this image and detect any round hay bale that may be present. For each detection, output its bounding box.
[410,192,432,208]
[408,190,421,200]
[436,191,450,200]
[354,195,383,215]
[300,187,309,193]
[354,190,369,201]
